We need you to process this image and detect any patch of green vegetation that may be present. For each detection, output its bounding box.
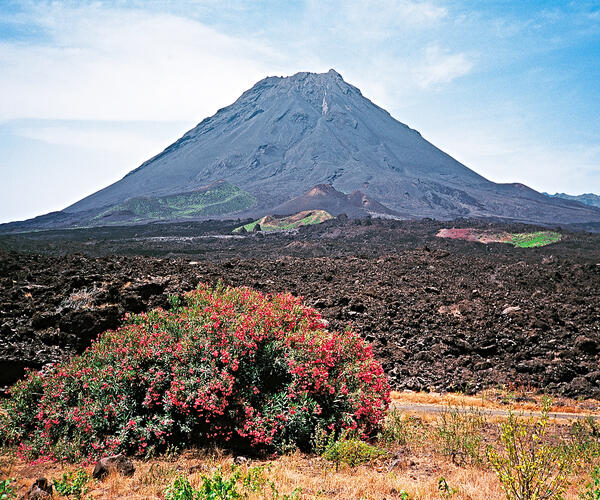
[0,478,17,500]
[510,231,561,248]
[164,465,301,500]
[234,210,333,233]
[94,182,256,222]
[53,469,92,500]
[322,434,386,470]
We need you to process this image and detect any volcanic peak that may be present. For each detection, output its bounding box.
[5,69,600,231]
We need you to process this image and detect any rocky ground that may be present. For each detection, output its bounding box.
[1,217,599,397]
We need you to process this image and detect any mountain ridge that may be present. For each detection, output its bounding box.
[544,192,600,209]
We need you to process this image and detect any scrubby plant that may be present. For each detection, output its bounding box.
[378,408,409,445]
[580,467,600,500]
[378,408,427,447]
[3,283,389,462]
[239,464,301,500]
[164,476,201,500]
[164,466,300,500]
[438,476,458,497]
[140,463,178,487]
[196,466,243,500]
[53,469,91,500]
[322,432,386,470]
[435,405,486,466]
[0,478,16,500]
[487,403,574,500]
[571,417,600,465]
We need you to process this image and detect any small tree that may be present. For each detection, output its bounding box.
[487,401,574,500]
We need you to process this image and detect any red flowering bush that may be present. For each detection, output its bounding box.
[3,283,390,462]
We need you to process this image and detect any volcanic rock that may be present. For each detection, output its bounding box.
[92,454,135,479]
[24,478,52,500]
[1,218,600,398]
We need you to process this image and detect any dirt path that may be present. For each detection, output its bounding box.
[392,402,600,421]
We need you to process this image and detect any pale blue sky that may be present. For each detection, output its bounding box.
[1,0,599,222]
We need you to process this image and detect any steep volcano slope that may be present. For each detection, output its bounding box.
[32,70,600,226]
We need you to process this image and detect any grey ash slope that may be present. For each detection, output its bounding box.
[52,70,600,226]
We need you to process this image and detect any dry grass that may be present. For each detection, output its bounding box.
[0,449,508,499]
[3,447,594,499]
[3,391,600,499]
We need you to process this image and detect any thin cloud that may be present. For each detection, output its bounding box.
[415,45,474,88]
[0,4,285,121]
[16,124,166,154]
[339,0,447,38]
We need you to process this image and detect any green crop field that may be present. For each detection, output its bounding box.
[510,231,562,248]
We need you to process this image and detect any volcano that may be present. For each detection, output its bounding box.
[4,69,600,230]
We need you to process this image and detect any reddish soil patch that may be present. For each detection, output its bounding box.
[437,228,512,244]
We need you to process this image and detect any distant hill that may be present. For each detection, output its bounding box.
[271,184,399,218]
[234,209,333,233]
[544,192,600,209]
[3,69,600,232]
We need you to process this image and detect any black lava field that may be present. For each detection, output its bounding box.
[1,217,599,398]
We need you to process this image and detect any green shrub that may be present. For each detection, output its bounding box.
[164,466,300,500]
[322,433,386,470]
[4,284,390,461]
[580,467,600,500]
[53,469,91,500]
[197,467,242,500]
[165,476,201,500]
[487,404,574,500]
[436,405,486,466]
[0,478,16,500]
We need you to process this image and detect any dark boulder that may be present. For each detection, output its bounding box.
[92,454,135,480]
[24,477,52,500]
[574,335,598,354]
